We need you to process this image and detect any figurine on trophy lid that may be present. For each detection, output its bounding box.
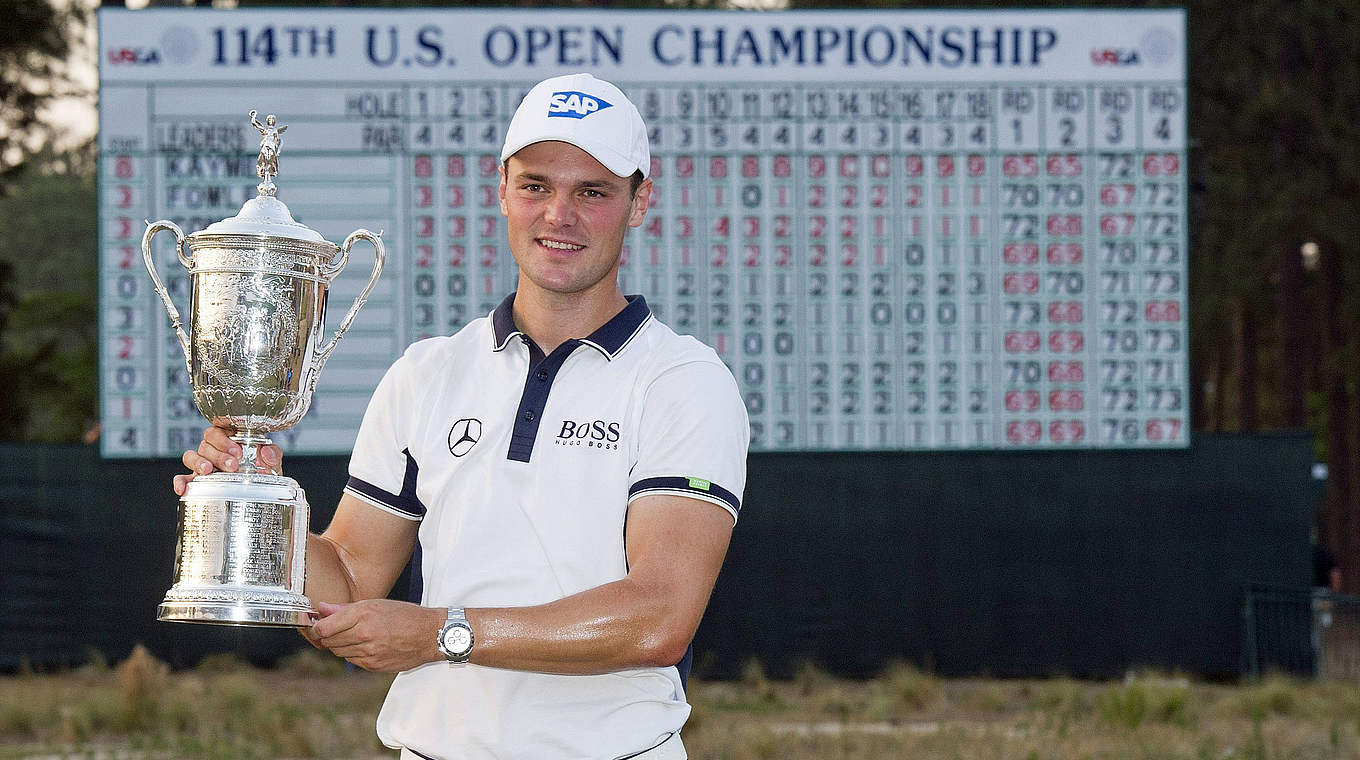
[142,111,385,627]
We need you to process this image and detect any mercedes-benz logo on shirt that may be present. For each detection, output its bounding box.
[448,418,482,457]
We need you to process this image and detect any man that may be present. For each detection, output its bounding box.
[175,73,749,759]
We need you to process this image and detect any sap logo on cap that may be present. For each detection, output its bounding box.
[547,91,613,119]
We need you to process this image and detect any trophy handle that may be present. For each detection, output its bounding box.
[142,220,193,372]
[313,229,385,372]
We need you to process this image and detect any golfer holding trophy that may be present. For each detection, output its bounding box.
[165,75,748,758]
[143,111,384,627]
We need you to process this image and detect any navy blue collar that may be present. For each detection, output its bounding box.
[490,293,651,360]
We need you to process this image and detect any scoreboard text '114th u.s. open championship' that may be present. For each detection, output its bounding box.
[97,8,1187,456]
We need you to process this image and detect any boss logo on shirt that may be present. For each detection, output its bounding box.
[555,419,621,450]
[547,91,613,119]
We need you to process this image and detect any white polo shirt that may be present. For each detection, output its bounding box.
[343,294,748,760]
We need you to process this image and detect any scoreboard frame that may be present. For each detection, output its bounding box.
[98,7,1189,457]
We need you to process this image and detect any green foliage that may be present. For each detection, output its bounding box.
[870,660,941,715]
[792,658,832,697]
[0,0,86,189]
[1189,0,1360,427]
[1238,674,1300,721]
[1097,678,1194,729]
[0,145,96,442]
[736,658,785,712]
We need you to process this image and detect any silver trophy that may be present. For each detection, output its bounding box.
[143,111,384,626]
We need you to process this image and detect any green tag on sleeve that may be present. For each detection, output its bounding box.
[687,477,711,492]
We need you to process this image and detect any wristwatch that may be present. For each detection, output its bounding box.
[437,607,474,663]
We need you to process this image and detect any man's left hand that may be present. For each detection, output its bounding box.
[306,599,445,672]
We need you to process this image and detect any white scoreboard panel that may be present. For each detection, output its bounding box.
[98,8,1187,456]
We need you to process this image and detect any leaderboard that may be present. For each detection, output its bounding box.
[98,8,1188,456]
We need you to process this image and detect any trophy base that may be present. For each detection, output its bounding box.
[158,600,316,628]
[160,472,315,628]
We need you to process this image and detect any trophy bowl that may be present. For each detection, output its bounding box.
[143,112,384,627]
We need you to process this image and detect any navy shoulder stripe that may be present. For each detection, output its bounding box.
[345,450,425,518]
[629,476,740,516]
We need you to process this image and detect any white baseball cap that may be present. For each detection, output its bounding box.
[500,73,650,179]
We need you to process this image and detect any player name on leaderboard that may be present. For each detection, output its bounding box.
[98,8,1187,456]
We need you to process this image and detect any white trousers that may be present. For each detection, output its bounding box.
[397,731,686,760]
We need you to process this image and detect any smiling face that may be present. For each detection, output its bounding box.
[499,141,651,305]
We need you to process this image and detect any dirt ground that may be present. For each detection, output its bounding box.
[2,648,1358,759]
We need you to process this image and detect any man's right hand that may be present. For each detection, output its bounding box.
[173,425,284,495]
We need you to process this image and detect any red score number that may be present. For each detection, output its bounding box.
[937,155,955,178]
[1145,418,1183,442]
[1048,330,1085,353]
[1004,242,1039,265]
[1100,214,1136,236]
[1049,420,1086,443]
[1100,184,1136,206]
[1005,331,1041,353]
[1003,272,1039,294]
[1005,390,1040,412]
[1048,301,1084,323]
[1048,361,1085,383]
[1006,420,1043,444]
[1046,154,1082,177]
[1002,154,1039,178]
[1048,390,1084,411]
[1047,243,1083,265]
[1143,153,1180,176]
[1047,215,1082,236]
[1145,301,1182,322]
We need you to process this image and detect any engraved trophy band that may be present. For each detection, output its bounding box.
[143,111,385,627]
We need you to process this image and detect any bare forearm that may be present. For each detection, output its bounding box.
[463,497,733,675]
[467,576,696,674]
[302,494,420,606]
[303,533,364,605]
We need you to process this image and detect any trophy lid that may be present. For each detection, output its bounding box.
[190,110,331,246]
[196,194,330,244]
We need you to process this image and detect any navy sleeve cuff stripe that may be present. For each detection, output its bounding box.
[345,475,426,519]
[629,476,741,516]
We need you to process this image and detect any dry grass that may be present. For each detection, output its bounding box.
[0,646,392,759]
[2,651,1359,759]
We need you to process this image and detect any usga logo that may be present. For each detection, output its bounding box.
[1090,48,1140,66]
[555,419,621,450]
[107,47,161,65]
[547,91,613,119]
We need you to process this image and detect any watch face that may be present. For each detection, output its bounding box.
[443,625,473,655]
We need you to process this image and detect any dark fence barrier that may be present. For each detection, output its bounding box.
[1243,586,1360,680]
[1,433,1318,679]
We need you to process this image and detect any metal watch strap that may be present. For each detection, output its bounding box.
[438,607,473,663]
